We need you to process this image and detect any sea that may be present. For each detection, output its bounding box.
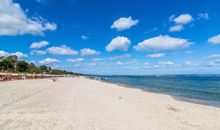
[87,75,220,107]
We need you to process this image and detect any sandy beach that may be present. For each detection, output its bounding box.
[0,77,220,130]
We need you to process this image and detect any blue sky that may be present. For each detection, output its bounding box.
[1,0,220,75]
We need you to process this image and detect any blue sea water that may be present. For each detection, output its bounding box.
[88,75,220,107]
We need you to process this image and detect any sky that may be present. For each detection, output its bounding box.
[0,0,220,75]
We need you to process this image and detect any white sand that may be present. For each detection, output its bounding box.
[0,77,220,130]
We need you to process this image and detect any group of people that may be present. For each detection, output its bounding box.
[0,74,63,82]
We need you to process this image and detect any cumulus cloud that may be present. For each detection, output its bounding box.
[111,16,139,31]
[169,13,193,32]
[11,52,28,59]
[30,50,46,55]
[0,0,57,36]
[80,48,100,56]
[134,35,191,51]
[67,58,84,63]
[47,45,78,55]
[171,14,193,25]
[0,50,10,58]
[30,41,49,49]
[208,34,220,44]
[39,58,60,65]
[106,36,131,52]
[169,25,184,32]
[0,50,27,59]
[147,53,165,58]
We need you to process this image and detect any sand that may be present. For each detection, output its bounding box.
[0,77,219,130]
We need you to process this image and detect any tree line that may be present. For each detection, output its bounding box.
[0,55,77,75]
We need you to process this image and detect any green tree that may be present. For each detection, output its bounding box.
[0,55,78,75]
[17,61,29,72]
[28,62,36,73]
[0,55,18,72]
[39,65,48,74]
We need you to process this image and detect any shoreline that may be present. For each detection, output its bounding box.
[90,77,220,108]
[93,78,220,108]
[0,77,220,129]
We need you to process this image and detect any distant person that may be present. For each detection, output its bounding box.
[52,77,58,82]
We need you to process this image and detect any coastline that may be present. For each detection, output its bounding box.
[106,80,220,107]
[0,77,220,129]
[89,76,220,107]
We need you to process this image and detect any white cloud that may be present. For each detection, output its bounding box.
[47,45,78,55]
[30,41,49,49]
[0,0,56,36]
[67,58,84,63]
[205,54,220,60]
[28,60,35,64]
[86,62,97,66]
[30,50,46,55]
[172,14,193,25]
[116,61,124,65]
[169,13,193,32]
[208,34,220,44]
[202,54,220,67]
[198,13,209,20]
[183,61,199,67]
[169,25,184,32]
[11,52,28,59]
[144,62,150,66]
[116,60,139,65]
[111,16,139,31]
[203,60,220,67]
[147,53,165,58]
[81,35,89,40]
[39,58,60,65]
[0,50,10,57]
[109,54,131,60]
[0,50,27,59]
[158,61,174,66]
[74,64,81,68]
[80,48,100,56]
[106,36,131,52]
[134,35,191,51]
[126,60,139,65]
[92,58,104,61]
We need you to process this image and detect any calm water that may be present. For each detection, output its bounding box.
[88,75,220,106]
